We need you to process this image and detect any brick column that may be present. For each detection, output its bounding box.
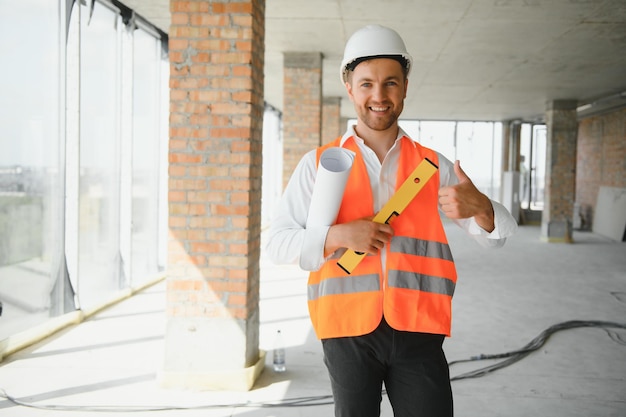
[322,96,342,145]
[541,100,578,243]
[282,52,322,189]
[577,108,626,230]
[163,0,265,390]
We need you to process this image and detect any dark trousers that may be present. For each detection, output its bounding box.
[321,317,453,417]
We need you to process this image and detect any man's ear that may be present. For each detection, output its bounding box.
[345,81,354,102]
[404,78,409,99]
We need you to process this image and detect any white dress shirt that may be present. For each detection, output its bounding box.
[265,125,518,271]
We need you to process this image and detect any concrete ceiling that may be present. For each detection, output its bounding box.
[124,0,626,122]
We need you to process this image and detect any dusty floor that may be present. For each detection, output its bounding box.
[0,224,625,416]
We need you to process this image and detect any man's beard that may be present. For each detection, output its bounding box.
[358,103,403,131]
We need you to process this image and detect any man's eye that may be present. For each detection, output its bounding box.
[360,83,371,88]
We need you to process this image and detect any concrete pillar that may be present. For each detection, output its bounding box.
[164,0,266,390]
[541,100,578,243]
[501,122,512,173]
[322,96,342,145]
[501,121,522,222]
[282,52,322,189]
[500,120,522,173]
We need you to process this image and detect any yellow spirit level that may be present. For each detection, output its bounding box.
[336,158,439,274]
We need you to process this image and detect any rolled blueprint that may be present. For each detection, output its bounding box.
[306,147,355,227]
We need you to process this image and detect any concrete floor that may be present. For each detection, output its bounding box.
[0,224,625,417]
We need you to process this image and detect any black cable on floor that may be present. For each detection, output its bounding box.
[0,320,624,412]
[449,320,626,381]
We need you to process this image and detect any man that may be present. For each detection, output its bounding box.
[265,24,517,417]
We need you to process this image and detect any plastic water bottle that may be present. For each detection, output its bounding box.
[273,330,286,372]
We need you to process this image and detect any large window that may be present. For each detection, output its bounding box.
[0,0,168,340]
[0,0,63,339]
[401,120,503,200]
[131,25,166,285]
[78,2,123,309]
[455,122,502,200]
[261,106,283,228]
[520,123,547,210]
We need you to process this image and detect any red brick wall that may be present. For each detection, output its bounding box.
[282,52,322,189]
[576,107,626,220]
[542,101,578,240]
[168,0,264,330]
[322,97,342,145]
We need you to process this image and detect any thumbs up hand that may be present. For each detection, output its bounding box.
[438,160,495,232]
[453,159,471,184]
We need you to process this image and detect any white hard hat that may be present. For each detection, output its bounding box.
[340,24,413,84]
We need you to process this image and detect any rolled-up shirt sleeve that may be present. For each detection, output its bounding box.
[453,201,518,248]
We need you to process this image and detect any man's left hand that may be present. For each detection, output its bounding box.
[438,160,495,232]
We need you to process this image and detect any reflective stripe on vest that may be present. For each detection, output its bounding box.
[311,269,455,299]
[387,236,456,295]
[388,270,456,296]
[307,273,380,301]
[389,236,453,262]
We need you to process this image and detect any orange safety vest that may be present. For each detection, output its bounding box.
[307,136,457,340]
